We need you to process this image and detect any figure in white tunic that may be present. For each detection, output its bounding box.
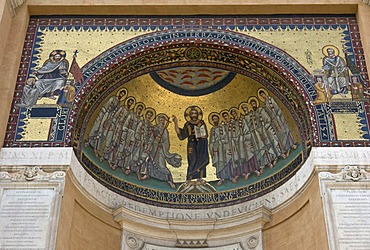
[258,89,296,158]
[140,114,181,188]
[87,89,126,157]
[209,113,228,186]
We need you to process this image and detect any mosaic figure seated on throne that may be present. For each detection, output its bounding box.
[322,45,350,97]
[17,50,69,107]
[34,50,69,99]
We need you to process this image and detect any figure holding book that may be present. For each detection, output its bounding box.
[172,106,209,185]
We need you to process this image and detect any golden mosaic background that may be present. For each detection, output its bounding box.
[85,73,300,182]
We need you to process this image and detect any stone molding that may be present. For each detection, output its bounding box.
[0,166,66,182]
[319,165,369,182]
[2,147,370,219]
[142,242,244,250]
[6,0,26,17]
[114,206,270,249]
[0,147,73,166]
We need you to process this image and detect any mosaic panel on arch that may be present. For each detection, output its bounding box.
[4,15,370,207]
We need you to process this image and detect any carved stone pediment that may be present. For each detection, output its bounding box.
[319,166,369,182]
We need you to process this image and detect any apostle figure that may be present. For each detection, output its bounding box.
[172,106,209,185]
[101,97,133,169]
[34,50,69,99]
[123,102,146,171]
[239,103,260,178]
[87,88,126,157]
[322,45,349,97]
[258,88,296,158]
[248,97,278,172]
[140,114,181,189]
[226,108,244,183]
[220,110,239,183]
[115,96,136,174]
[208,113,229,186]
[134,108,156,177]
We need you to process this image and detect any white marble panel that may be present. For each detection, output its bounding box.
[0,189,55,249]
[0,168,66,250]
[319,167,370,250]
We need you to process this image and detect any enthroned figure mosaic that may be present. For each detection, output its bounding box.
[5,15,370,207]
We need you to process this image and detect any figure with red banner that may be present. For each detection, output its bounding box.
[57,50,83,105]
[18,49,83,107]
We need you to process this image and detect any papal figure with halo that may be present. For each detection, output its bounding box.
[172,106,209,185]
[322,45,350,96]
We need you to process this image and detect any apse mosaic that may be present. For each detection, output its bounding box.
[4,15,370,207]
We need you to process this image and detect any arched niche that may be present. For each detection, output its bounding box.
[68,29,317,208]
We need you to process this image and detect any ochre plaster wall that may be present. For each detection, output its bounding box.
[56,171,121,250]
[263,173,328,250]
[0,4,28,148]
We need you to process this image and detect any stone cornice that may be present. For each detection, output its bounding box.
[0,166,65,182]
[7,0,26,17]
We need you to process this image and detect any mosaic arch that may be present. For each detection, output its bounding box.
[5,15,370,208]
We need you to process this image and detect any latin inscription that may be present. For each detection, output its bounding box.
[331,189,370,249]
[0,189,55,249]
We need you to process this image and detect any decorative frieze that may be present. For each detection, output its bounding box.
[0,166,66,181]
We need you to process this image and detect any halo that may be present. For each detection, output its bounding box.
[124,96,136,110]
[257,88,269,101]
[184,105,203,122]
[322,45,340,57]
[134,102,146,114]
[220,109,230,123]
[143,107,156,122]
[208,112,220,126]
[116,88,128,102]
[49,50,66,62]
[155,113,170,125]
[229,107,240,118]
[26,77,36,85]
[247,96,260,108]
[239,102,251,114]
